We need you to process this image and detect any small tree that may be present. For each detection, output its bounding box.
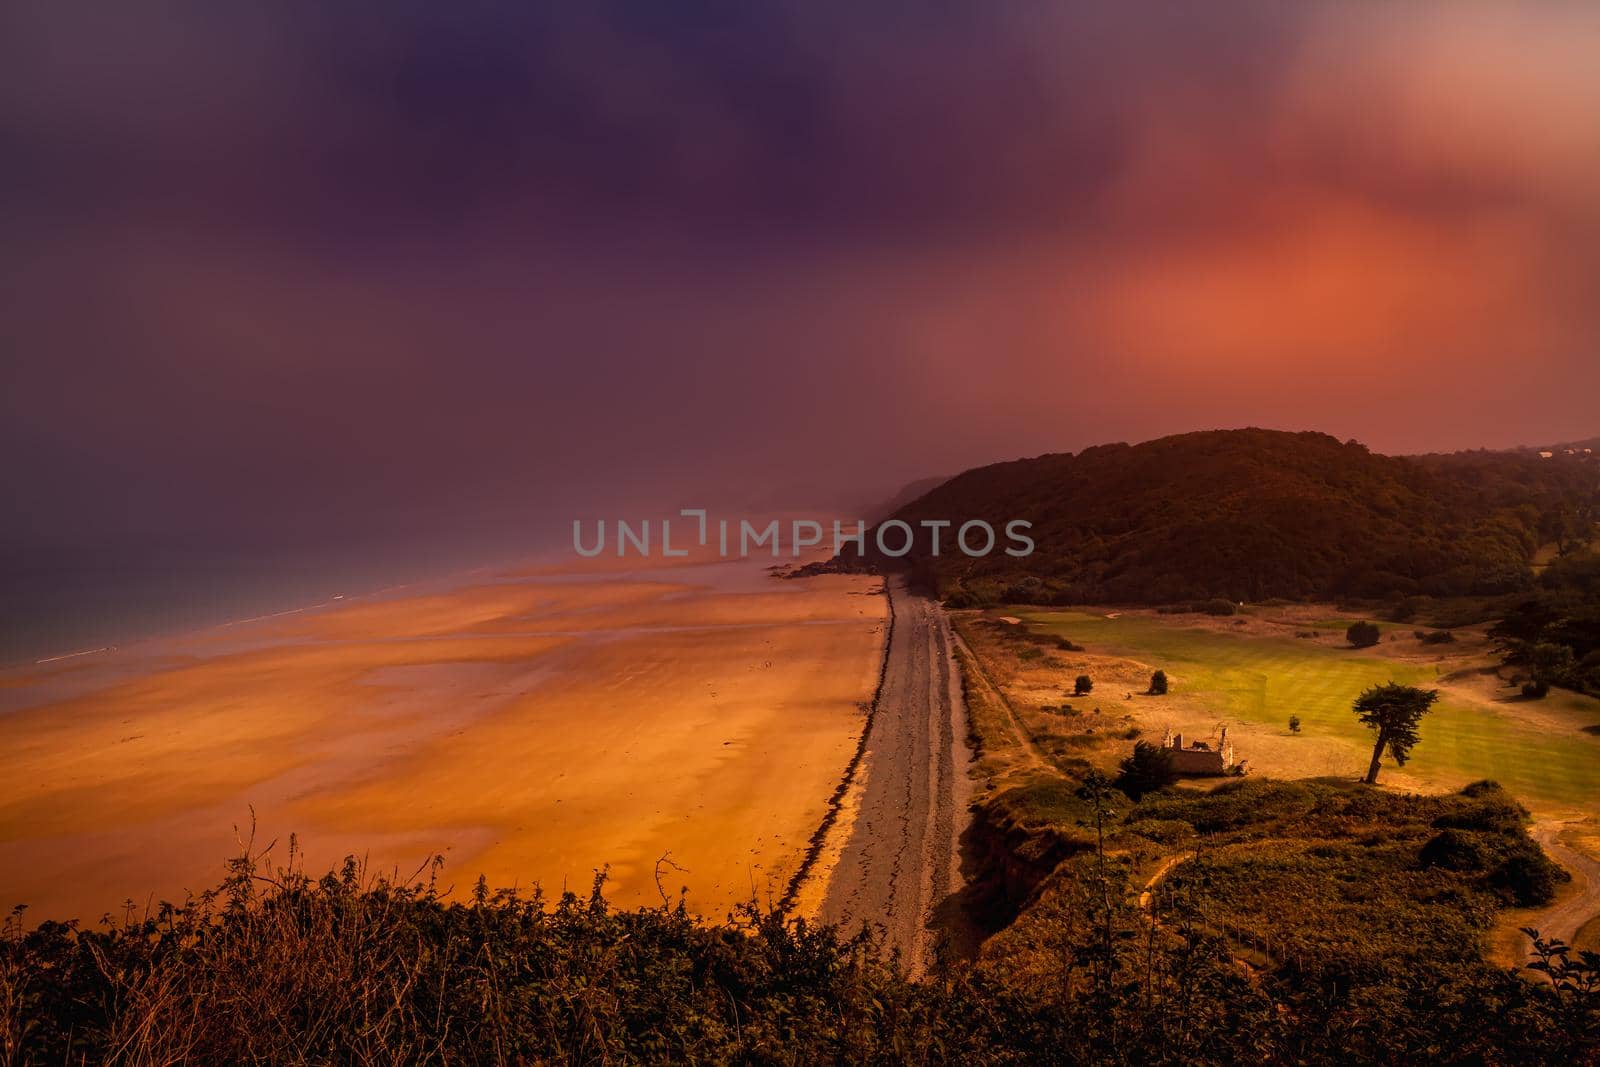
[1288,714,1302,734]
[1347,621,1381,649]
[1115,741,1177,799]
[1354,682,1439,784]
[1148,669,1168,695]
[1074,674,1093,697]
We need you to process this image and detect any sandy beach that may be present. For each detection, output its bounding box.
[0,558,887,922]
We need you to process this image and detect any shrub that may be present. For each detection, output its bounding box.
[1347,621,1382,648]
[1420,828,1489,872]
[1116,741,1177,799]
[1288,715,1302,734]
[1389,596,1429,623]
[1433,797,1527,835]
[1532,642,1577,690]
[1491,846,1569,907]
[1148,670,1168,695]
[1074,674,1093,696]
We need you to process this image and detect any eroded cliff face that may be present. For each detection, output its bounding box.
[961,800,1086,932]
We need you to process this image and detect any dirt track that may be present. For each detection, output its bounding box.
[815,577,974,974]
[1519,820,1600,956]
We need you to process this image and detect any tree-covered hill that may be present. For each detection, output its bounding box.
[857,429,1597,606]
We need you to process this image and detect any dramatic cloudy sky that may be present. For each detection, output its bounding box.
[4,1,1599,603]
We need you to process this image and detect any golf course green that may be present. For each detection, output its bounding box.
[1018,610,1600,810]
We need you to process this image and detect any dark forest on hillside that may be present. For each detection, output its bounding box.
[857,430,1597,608]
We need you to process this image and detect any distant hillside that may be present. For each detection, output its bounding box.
[855,429,1597,605]
[872,474,948,522]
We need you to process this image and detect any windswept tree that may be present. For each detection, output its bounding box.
[1354,682,1439,784]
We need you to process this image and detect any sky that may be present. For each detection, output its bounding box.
[3,1,1600,645]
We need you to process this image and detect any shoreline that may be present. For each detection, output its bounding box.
[781,574,895,913]
[0,553,886,923]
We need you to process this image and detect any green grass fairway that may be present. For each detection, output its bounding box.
[1018,611,1600,810]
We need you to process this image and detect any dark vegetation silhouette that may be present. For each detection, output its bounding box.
[2,788,1593,1061]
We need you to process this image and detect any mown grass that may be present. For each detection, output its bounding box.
[1018,611,1600,808]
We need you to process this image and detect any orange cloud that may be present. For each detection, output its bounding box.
[1081,191,1566,377]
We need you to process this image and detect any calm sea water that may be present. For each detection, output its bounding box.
[0,530,570,668]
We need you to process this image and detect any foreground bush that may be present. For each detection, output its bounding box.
[2,807,1596,1064]
[3,843,956,1064]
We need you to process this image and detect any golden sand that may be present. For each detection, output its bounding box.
[0,560,886,922]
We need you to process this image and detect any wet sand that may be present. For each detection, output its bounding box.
[0,559,886,921]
